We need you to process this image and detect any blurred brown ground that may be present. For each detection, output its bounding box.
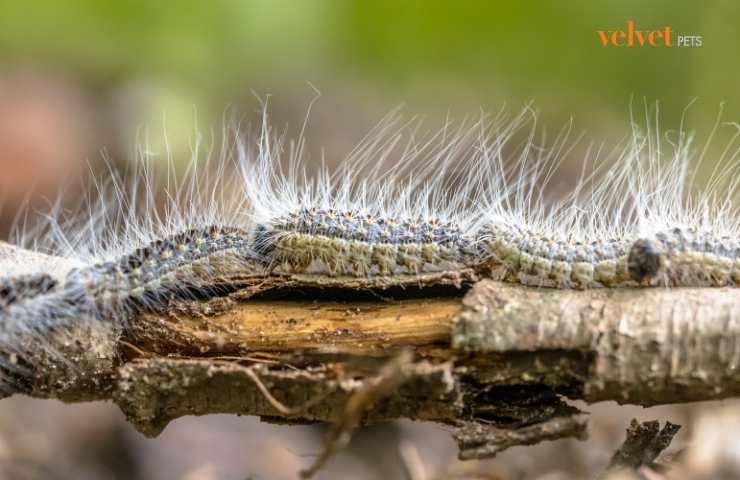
[3,394,740,479]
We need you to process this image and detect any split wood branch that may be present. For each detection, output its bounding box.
[9,266,740,464]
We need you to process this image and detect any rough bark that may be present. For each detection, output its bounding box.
[11,271,740,465]
[452,280,740,404]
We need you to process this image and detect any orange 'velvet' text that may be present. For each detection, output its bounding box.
[597,20,673,47]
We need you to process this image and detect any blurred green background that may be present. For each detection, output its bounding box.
[1,0,737,110]
[0,0,737,184]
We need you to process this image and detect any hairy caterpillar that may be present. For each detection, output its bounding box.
[0,102,738,394]
[254,208,476,276]
[628,228,740,286]
[478,224,634,288]
[0,274,58,312]
[70,226,264,314]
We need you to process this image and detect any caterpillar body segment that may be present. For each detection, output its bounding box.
[256,207,478,276]
[628,228,740,287]
[477,224,635,288]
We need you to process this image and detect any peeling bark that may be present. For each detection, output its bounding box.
[452,280,740,404]
[10,272,740,464]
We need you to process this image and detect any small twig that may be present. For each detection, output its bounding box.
[399,440,428,480]
[300,349,415,479]
[606,419,681,473]
[120,341,154,358]
[200,354,285,366]
[209,360,329,416]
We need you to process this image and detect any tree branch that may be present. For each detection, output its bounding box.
[10,264,740,464]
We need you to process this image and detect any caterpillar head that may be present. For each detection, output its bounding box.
[627,238,664,285]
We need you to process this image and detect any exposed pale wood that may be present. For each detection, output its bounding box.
[135,297,459,355]
[12,269,740,467]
